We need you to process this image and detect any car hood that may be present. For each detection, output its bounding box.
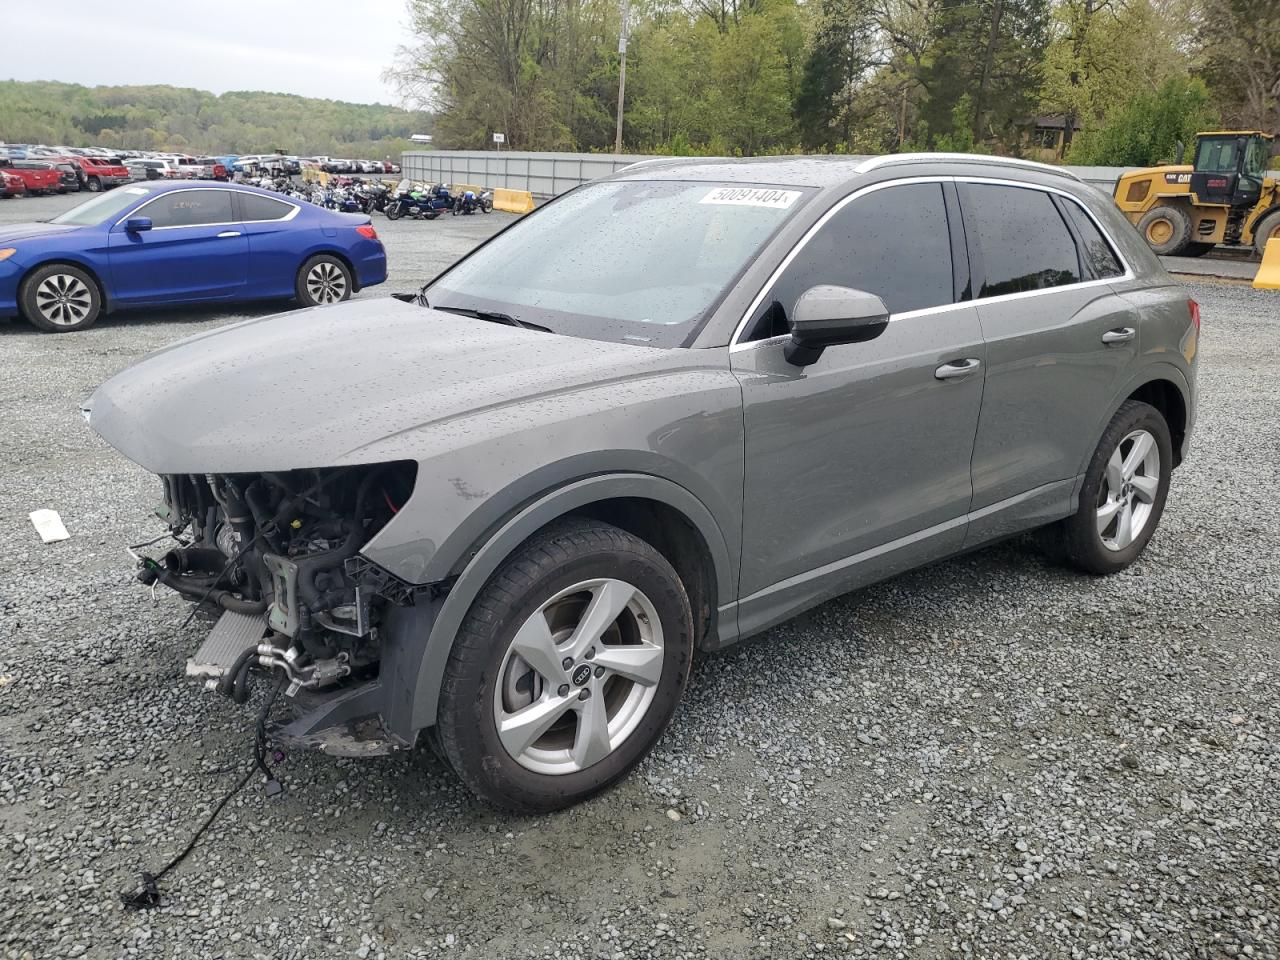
[0,222,83,244]
[86,297,669,473]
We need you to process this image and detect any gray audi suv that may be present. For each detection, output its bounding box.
[86,153,1198,811]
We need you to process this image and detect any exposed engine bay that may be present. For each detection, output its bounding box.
[133,462,418,715]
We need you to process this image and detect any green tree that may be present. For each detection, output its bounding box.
[1067,75,1219,164]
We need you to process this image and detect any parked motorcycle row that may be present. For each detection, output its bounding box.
[242,175,494,221]
[383,180,494,220]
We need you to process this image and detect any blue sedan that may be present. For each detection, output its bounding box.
[0,181,387,332]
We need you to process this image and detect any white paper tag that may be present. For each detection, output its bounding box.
[30,509,70,543]
[699,187,801,209]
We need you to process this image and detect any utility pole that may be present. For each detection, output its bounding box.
[614,0,630,155]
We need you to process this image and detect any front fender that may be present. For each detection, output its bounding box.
[379,472,734,737]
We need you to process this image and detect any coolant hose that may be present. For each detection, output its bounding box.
[293,468,382,614]
[217,646,259,699]
[157,570,268,616]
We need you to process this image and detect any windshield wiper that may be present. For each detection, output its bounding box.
[433,305,550,333]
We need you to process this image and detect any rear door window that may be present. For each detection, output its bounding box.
[745,182,955,340]
[135,189,235,228]
[961,184,1080,297]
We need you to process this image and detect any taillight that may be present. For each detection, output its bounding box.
[1188,298,1200,334]
[356,224,378,240]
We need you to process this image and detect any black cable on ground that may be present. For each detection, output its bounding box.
[119,672,288,910]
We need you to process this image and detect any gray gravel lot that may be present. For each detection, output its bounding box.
[2,190,1279,960]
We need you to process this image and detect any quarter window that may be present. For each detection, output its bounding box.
[238,193,294,222]
[963,184,1080,297]
[745,182,955,340]
[136,189,234,228]
[1060,200,1124,279]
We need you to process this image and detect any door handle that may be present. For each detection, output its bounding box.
[934,358,981,380]
[216,231,242,238]
[1102,327,1135,344]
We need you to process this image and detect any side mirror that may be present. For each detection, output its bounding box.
[123,217,152,233]
[784,285,890,367]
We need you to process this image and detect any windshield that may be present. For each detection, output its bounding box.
[426,179,809,347]
[51,185,152,226]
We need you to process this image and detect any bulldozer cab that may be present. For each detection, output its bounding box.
[1190,132,1272,208]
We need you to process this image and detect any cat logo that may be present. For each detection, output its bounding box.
[1163,173,1192,185]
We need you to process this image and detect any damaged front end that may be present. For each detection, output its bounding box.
[135,462,423,755]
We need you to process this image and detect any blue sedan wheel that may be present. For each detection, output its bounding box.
[296,255,352,307]
[21,263,102,333]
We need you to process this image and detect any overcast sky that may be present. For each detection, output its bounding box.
[4,2,413,106]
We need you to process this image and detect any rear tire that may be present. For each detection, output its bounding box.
[1040,400,1172,575]
[1137,206,1191,256]
[20,263,102,333]
[437,519,694,813]
[1181,242,1215,257]
[295,254,352,307]
[1252,209,1280,257]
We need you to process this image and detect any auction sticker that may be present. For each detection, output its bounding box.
[699,187,801,208]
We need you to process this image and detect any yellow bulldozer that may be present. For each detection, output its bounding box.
[1113,131,1280,257]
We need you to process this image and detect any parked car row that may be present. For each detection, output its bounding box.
[0,145,402,194]
[0,153,130,196]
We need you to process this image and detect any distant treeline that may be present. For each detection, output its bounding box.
[388,0,1278,166]
[0,80,434,158]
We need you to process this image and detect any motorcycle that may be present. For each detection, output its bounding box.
[385,182,441,221]
[452,188,493,215]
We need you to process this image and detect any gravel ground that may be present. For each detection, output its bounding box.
[1,191,1278,960]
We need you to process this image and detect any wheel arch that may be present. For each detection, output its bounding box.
[18,257,113,316]
[1246,203,1280,244]
[1083,365,1191,475]
[378,473,734,739]
[1125,378,1188,467]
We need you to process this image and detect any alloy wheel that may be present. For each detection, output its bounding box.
[306,262,347,304]
[35,274,93,327]
[493,578,666,775]
[1096,428,1161,551]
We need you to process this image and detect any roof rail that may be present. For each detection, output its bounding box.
[856,152,1083,182]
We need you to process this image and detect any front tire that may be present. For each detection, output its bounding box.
[295,254,352,306]
[86,177,102,193]
[437,519,694,813]
[1137,206,1191,256]
[385,202,403,221]
[1253,209,1280,257]
[20,263,102,333]
[1041,400,1172,575]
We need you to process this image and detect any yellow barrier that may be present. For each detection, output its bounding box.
[1255,237,1280,290]
[493,188,535,214]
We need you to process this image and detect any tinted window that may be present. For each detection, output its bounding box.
[239,193,293,222]
[1060,200,1123,279]
[746,182,954,340]
[964,185,1080,297]
[138,190,234,228]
